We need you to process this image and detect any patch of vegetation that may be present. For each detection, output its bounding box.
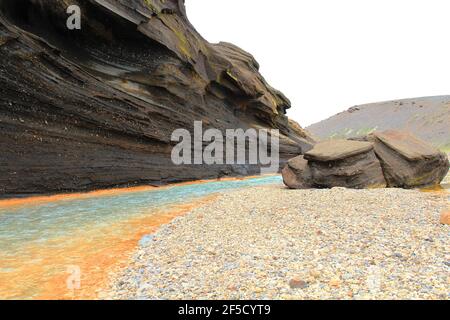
[328,127,378,139]
[144,0,159,14]
[439,143,450,154]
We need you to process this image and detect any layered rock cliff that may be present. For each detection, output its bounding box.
[0,0,314,195]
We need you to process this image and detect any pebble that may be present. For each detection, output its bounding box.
[329,278,342,288]
[289,278,309,289]
[106,184,450,300]
[440,211,450,225]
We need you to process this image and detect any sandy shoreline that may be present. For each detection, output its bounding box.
[106,184,449,300]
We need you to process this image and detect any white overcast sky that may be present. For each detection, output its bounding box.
[186,0,450,126]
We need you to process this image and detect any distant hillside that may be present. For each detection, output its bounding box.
[307,96,450,152]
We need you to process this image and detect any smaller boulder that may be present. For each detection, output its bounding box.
[369,131,449,188]
[282,156,312,189]
[304,140,387,189]
[283,140,387,189]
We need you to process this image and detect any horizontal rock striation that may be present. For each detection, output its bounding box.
[0,0,314,196]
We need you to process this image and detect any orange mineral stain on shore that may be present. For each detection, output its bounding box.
[0,175,264,210]
[420,184,449,194]
[0,186,157,209]
[0,196,217,300]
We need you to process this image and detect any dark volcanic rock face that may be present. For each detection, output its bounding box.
[0,0,314,195]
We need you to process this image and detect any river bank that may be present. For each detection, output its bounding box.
[107,183,449,300]
[0,175,281,299]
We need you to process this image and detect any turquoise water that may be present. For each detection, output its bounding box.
[0,175,283,299]
[0,175,283,251]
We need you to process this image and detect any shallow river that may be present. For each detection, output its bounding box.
[0,176,282,299]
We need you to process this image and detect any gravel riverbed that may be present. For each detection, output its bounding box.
[107,184,449,300]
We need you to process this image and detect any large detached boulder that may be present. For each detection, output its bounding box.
[369,131,449,188]
[283,140,387,189]
[283,130,449,190]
